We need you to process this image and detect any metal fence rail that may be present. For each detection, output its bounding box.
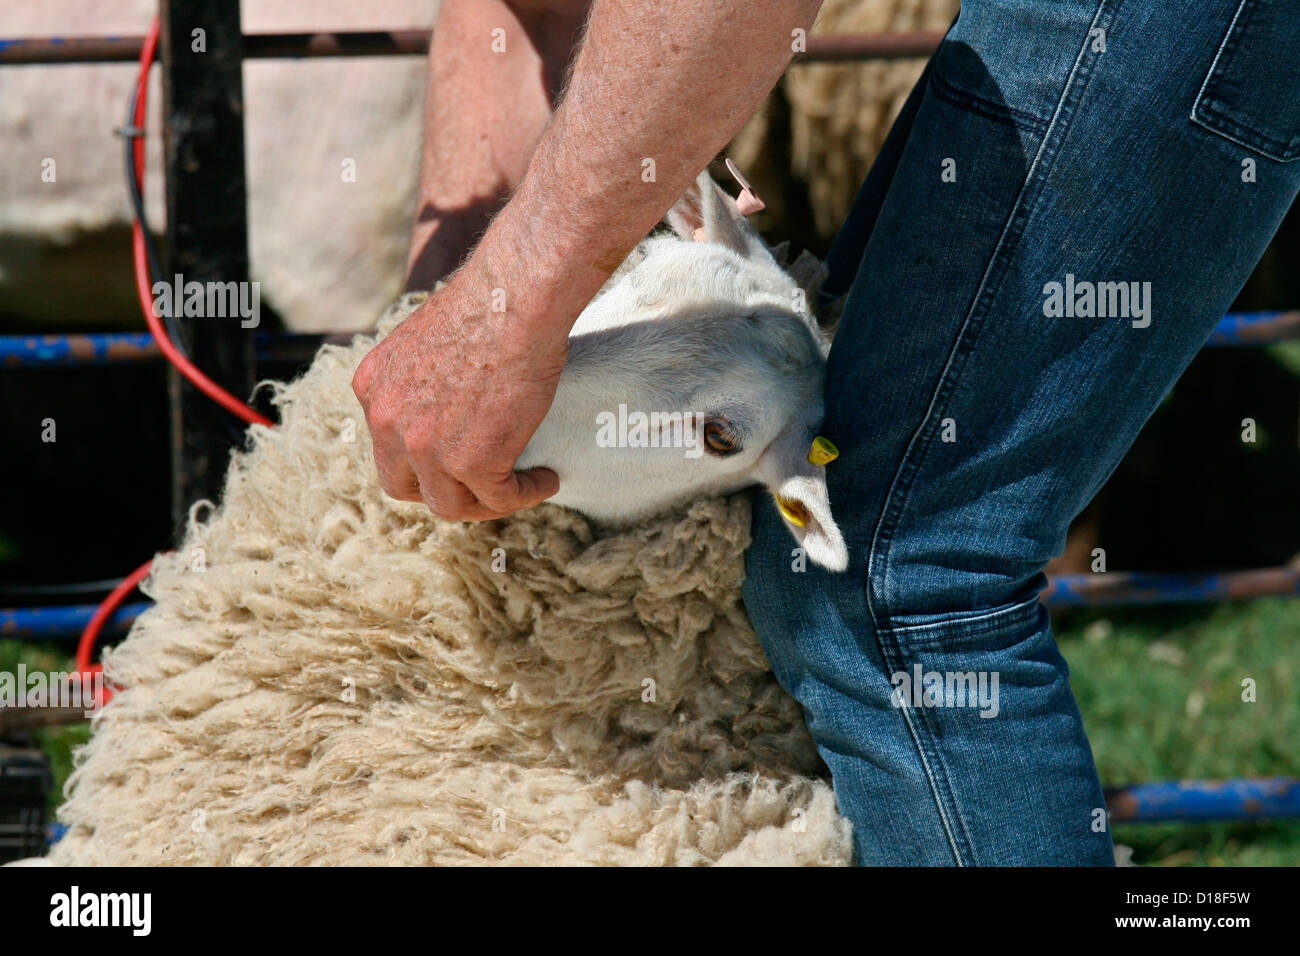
[3,310,1295,370]
[1105,778,1300,824]
[0,30,949,66]
[4,566,1299,640]
[0,602,150,640]
[1044,568,1300,607]
[0,331,344,367]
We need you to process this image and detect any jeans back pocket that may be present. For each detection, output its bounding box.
[1191,0,1300,162]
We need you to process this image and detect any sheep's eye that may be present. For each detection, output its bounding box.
[703,419,741,456]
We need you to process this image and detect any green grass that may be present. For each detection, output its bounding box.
[1269,340,1300,377]
[0,639,91,813]
[1055,597,1300,865]
[4,597,1298,864]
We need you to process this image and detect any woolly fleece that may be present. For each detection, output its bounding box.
[48,294,853,866]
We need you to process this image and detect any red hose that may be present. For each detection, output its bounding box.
[75,557,156,706]
[130,19,272,429]
[80,18,272,695]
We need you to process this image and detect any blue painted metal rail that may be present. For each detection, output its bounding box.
[3,569,1297,640]
[1043,567,1300,607]
[35,783,1300,836]
[0,331,343,367]
[44,786,1300,835]
[0,601,151,640]
[1204,309,1300,345]
[1105,778,1300,823]
[0,312,1296,369]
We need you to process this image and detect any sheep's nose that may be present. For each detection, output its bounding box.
[808,436,839,466]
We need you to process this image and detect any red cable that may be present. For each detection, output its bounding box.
[75,557,156,706]
[80,18,273,694]
[130,19,272,429]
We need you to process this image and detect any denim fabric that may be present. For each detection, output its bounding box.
[745,0,1300,865]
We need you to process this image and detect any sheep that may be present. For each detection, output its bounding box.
[0,0,435,331]
[1,0,937,333]
[44,169,855,866]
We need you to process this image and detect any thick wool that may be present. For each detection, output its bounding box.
[49,296,852,866]
[731,0,960,241]
[786,0,960,236]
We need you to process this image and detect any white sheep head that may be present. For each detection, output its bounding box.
[515,168,848,572]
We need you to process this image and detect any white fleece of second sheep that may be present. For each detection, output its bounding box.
[48,293,853,866]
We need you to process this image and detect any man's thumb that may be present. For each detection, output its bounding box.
[513,467,561,507]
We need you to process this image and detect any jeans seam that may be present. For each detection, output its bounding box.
[879,593,1041,645]
[870,631,973,865]
[862,0,1119,866]
[865,0,1119,629]
[1192,108,1300,163]
[1187,0,1300,163]
[928,69,1052,135]
[1191,0,1250,115]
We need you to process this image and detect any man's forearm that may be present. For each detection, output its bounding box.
[405,0,590,289]
[471,0,823,329]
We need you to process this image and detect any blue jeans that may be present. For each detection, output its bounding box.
[745,0,1300,865]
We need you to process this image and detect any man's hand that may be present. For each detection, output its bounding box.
[352,262,566,521]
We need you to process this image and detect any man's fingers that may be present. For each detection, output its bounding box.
[371,434,424,503]
[468,467,560,514]
[370,420,559,519]
[420,467,560,522]
[377,468,423,504]
[415,468,486,520]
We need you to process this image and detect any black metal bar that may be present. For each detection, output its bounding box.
[244,30,430,59]
[160,0,254,538]
[0,706,94,733]
[0,31,947,66]
[0,35,147,64]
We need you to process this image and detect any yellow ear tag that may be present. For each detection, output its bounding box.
[777,496,810,527]
[808,436,839,466]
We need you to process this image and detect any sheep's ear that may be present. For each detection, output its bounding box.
[665,170,769,262]
[755,432,849,572]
